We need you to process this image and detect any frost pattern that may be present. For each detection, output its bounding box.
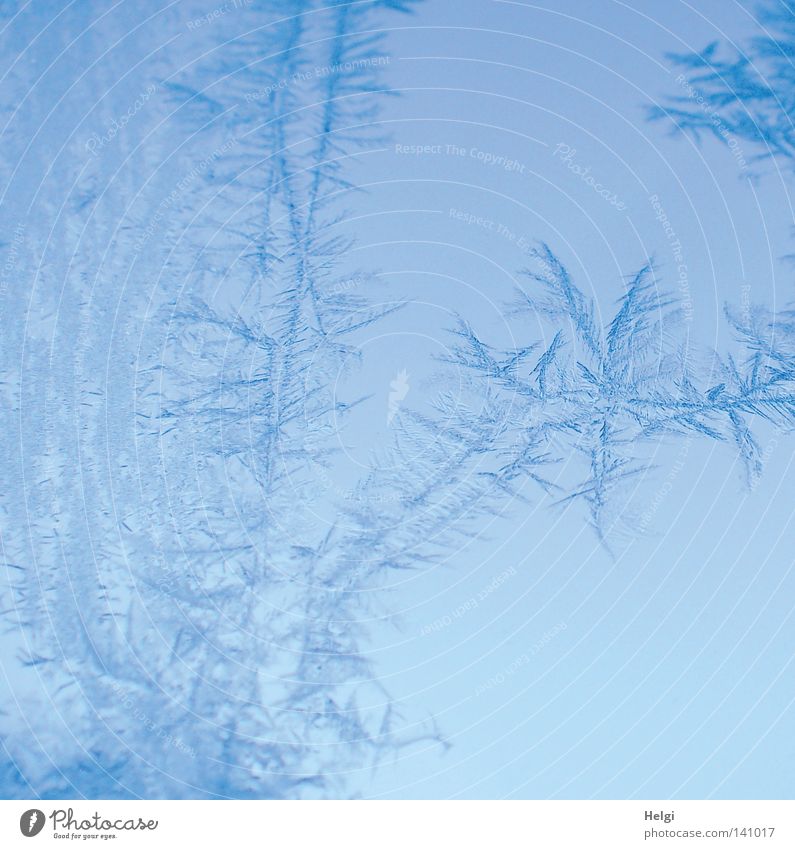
[415,2,795,544]
[411,242,795,547]
[2,0,795,802]
[0,0,427,800]
[651,1,795,172]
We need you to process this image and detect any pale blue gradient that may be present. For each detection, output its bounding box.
[0,0,793,800]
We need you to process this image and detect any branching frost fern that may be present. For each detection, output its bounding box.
[2,0,795,802]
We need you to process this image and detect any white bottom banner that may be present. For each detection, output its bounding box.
[1,800,792,848]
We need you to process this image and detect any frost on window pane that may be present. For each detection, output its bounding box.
[2,0,795,802]
[419,241,795,547]
[651,1,795,172]
[0,0,430,800]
